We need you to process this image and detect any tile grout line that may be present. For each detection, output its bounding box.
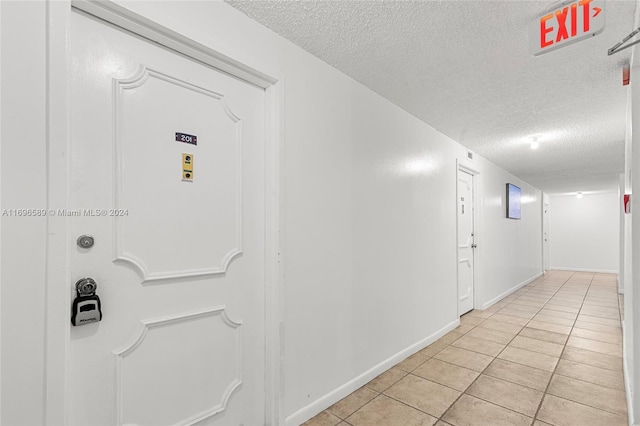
[484,274,580,425]
[318,273,623,426]
[361,283,546,423]
[461,315,579,390]
[531,275,627,422]
[414,308,569,393]
[551,281,627,418]
[435,275,570,424]
[531,271,591,424]
[465,275,624,422]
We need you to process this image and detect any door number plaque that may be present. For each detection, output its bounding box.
[176,132,197,145]
[182,153,194,182]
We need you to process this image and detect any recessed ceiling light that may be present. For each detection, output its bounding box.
[530,135,540,150]
[520,132,564,149]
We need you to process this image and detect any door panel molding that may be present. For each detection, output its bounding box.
[113,65,243,283]
[113,306,242,426]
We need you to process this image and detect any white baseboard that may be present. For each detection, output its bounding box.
[480,272,543,310]
[285,318,460,426]
[623,327,634,426]
[550,266,619,274]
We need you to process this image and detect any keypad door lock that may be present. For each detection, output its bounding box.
[71,278,103,326]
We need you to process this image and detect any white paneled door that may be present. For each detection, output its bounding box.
[543,202,550,271]
[457,169,475,315]
[69,10,266,426]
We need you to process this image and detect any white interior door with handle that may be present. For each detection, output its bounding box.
[457,169,475,316]
[69,10,266,425]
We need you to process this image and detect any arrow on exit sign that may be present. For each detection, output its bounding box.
[530,0,605,56]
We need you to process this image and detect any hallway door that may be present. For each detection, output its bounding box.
[68,10,266,425]
[543,202,550,271]
[457,169,475,315]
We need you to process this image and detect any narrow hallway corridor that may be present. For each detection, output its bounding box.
[305,271,625,426]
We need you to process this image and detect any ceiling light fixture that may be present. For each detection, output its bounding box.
[577,192,583,199]
[530,135,540,150]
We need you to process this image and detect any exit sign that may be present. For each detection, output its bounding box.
[530,0,605,56]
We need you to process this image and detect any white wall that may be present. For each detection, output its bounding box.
[625,5,640,423]
[1,1,543,424]
[632,61,640,425]
[548,192,620,273]
[0,2,48,425]
[629,56,640,425]
[474,157,543,309]
[620,174,627,294]
[108,3,543,423]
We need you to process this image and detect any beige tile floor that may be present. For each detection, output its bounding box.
[303,270,626,426]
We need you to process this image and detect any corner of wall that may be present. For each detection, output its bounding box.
[480,272,543,310]
[628,5,640,419]
[624,329,635,426]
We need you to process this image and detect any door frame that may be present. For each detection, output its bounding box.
[45,1,284,424]
[542,196,550,273]
[456,161,480,316]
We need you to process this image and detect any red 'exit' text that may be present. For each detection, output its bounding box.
[530,0,605,56]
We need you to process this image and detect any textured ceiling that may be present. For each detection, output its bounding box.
[227,0,637,194]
